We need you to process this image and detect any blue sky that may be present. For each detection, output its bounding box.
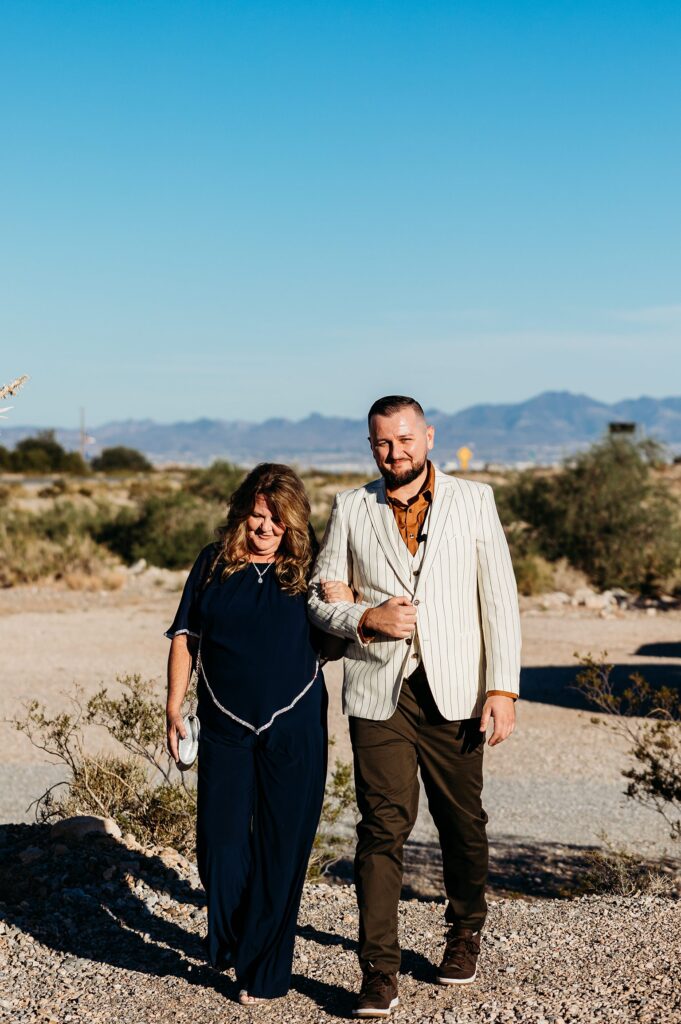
[2,0,680,428]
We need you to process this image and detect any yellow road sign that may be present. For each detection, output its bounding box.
[457,445,472,471]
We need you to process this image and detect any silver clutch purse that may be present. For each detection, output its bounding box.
[177,712,200,771]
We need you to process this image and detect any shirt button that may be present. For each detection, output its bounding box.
[405,638,412,646]
[413,598,420,606]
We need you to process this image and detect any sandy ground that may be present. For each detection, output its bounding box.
[2,583,680,892]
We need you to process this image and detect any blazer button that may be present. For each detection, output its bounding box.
[405,638,412,646]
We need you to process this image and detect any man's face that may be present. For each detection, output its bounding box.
[369,407,434,489]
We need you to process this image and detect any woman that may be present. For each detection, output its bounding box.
[165,463,339,1004]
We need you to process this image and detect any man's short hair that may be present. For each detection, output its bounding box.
[367,395,425,427]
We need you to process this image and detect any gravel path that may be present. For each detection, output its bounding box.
[3,591,680,1019]
[1,823,679,1024]
[3,592,680,898]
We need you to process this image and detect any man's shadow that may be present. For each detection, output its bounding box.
[295,917,434,997]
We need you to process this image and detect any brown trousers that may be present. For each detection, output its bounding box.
[349,664,488,974]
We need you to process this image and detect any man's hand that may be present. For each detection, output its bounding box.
[480,695,516,746]
[362,597,416,639]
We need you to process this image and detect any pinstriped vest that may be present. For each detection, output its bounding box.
[405,507,429,673]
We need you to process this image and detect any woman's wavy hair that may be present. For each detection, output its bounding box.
[213,463,317,595]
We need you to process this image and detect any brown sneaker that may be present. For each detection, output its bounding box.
[437,927,481,985]
[352,969,399,1017]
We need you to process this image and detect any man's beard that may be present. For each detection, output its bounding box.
[380,456,427,490]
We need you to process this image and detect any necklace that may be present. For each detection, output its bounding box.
[252,561,275,584]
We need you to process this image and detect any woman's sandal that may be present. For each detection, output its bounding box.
[238,990,267,1005]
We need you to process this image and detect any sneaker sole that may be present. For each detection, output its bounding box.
[436,969,477,985]
[353,996,400,1017]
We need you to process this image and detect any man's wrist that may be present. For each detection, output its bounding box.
[358,608,377,643]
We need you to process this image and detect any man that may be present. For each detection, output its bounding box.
[308,395,521,1018]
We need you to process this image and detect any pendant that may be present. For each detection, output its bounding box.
[257,578,263,584]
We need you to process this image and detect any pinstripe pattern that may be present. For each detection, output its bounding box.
[308,469,521,721]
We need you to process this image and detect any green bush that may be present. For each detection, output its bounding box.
[496,438,681,592]
[9,431,88,475]
[97,491,218,569]
[92,446,153,473]
[186,460,244,502]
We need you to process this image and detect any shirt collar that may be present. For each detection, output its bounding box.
[386,460,435,508]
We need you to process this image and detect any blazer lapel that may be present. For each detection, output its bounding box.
[364,483,413,591]
[414,472,455,592]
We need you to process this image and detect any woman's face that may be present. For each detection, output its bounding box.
[245,494,286,559]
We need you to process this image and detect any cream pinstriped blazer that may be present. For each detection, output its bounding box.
[308,469,521,721]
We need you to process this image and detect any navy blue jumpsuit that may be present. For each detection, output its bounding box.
[166,544,327,998]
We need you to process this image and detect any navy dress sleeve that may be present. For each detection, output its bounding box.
[165,544,217,639]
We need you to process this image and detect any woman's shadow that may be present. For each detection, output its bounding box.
[0,822,368,1016]
[1,822,234,999]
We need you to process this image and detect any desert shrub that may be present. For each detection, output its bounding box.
[580,845,674,897]
[302,470,369,538]
[38,478,69,498]
[308,758,355,879]
[61,451,89,475]
[503,522,555,595]
[497,438,681,592]
[92,446,153,473]
[0,501,118,586]
[14,676,354,874]
[186,460,244,502]
[0,483,217,580]
[10,431,88,475]
[549,557,590,596]
[97,491,217,569]
[576,654,681,841]
[512,552,555,596]
[127,475,179,502]
[15,676,197,855]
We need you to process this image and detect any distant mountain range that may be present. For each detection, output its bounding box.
[3,391,681,469]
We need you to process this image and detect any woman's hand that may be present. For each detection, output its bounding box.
[166,633,194,762]
[166,709,187,763]
[321,579,355,603]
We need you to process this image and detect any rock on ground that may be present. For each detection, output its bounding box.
[0,824,679,1023]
